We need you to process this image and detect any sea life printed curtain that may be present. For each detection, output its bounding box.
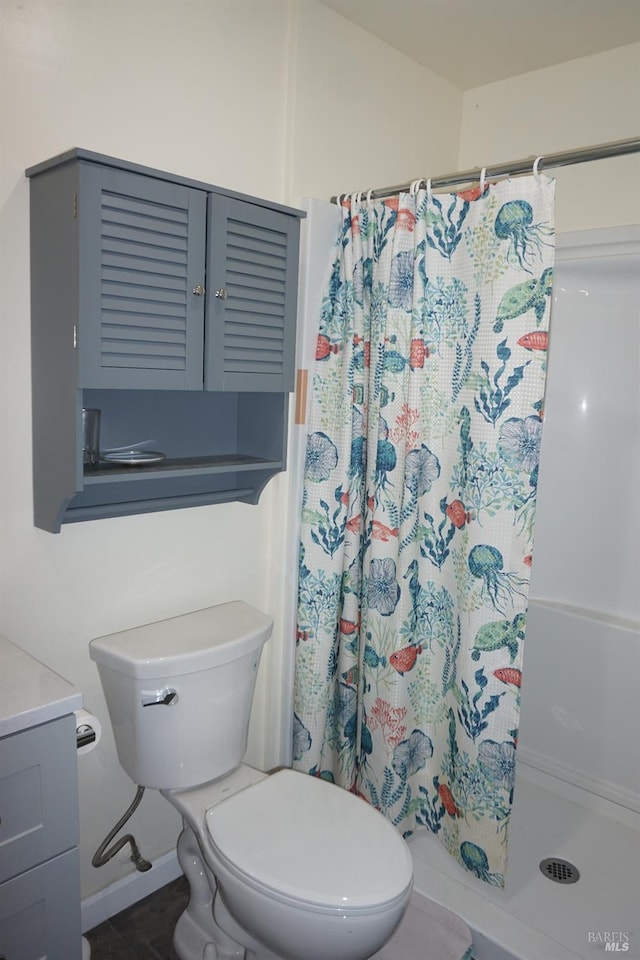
[293,173,555,885]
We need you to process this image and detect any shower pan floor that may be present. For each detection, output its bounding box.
[409,763,640,960]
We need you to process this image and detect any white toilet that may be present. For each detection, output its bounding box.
[89,601,413,960]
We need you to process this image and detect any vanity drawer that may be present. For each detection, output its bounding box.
[0,848,81,959]
[0,714,78,884]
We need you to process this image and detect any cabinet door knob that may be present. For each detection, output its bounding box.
[192,284,205,296]
[215,288,228,299]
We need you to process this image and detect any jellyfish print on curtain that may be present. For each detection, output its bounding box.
[293,176,555,886]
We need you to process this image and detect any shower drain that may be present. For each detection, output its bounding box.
[539,857,580,884]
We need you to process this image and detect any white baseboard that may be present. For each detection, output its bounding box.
[81,849,182,933]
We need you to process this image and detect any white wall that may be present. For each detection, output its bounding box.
[288,0,462,201]
[0,0,462,903]
[459,44,640,231]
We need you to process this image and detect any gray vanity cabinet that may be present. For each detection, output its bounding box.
[0,715,81,959]
[27,149,304,532]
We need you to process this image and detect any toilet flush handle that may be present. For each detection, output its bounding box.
[141,687,179,707]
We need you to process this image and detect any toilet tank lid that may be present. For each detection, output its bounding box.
[89,602,273,679]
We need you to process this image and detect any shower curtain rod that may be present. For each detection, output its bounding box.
[330,135,640,202]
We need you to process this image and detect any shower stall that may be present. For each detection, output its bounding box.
[286,210,640,960]
[409,223,640,960]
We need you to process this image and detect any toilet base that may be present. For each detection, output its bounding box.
[175,824,280,960]
[214,893,282,960]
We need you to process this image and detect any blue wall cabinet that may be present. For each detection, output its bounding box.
[27,150,304,532]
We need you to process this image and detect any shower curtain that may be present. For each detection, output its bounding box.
[293,175,555,885]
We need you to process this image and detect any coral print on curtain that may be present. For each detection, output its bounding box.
[293,176,555,886]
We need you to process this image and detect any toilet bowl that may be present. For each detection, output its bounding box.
[90,602,413,960]
[166,765,413,960]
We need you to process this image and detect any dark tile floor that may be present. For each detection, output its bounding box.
[85,875,189,960]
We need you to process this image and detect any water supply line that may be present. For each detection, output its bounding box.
[92,785,152,872]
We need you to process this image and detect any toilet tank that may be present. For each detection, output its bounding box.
[89,601,273,790]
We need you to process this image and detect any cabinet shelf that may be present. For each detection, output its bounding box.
[85,453,283,484]
[32,387,291,531]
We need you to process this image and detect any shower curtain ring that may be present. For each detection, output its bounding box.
[479,167,487,193]
[426,178,433,201]
[533,156,545,181]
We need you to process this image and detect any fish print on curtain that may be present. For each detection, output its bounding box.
[293,176,555,886]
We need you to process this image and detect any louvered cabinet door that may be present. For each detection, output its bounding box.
[78,164,207,390]
[205,195,300,392]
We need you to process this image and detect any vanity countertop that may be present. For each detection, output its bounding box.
[0,633,82,738]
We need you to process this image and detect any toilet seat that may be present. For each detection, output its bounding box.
[205,769,413,912]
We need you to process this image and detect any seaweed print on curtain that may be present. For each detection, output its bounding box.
[294,176,555,886]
